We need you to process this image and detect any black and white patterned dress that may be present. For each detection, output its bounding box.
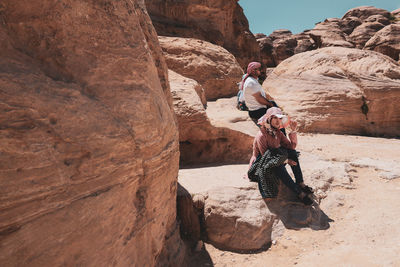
[248,148,288,198]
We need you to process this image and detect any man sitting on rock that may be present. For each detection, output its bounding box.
[247,107,314,205]
[242,61,274,124]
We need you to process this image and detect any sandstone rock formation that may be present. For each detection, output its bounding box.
[257,36,275,67]
[263,47,400,137]
[294,33,317,54]
[339,16,362,35]
[203,186,279,251]
[392,8,400,20]
[0,1,186,266]
[169,70,253,165]
[365,24,400,61]
[270,34,297,66]
[256,6,400,67]
[256,30,316,68]
[342,6,391,21]
[308,19,355,48]
[348,21,386,48]
[177,149,347,252]
[145,0,260,68]
[160,36,243,100]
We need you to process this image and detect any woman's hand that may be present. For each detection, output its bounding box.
[287,159,297,166]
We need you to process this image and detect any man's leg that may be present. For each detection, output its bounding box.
[248,108,268,125]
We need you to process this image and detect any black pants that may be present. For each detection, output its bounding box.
[248,101,286,135]
[248,100,280,124]
[273,149,304,195]
[248,108,268,124]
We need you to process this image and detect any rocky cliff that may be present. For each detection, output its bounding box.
[0,0,185,266]
[144,0,260,68]
[264,47,400,137]
[257,6,400,68]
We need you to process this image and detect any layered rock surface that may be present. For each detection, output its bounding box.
[177,110,400,253]
[365,24,400,61]
[308,19,355,48]
[263,47,400,137]
[342,6,391,21]
[256,6,400,68]
[145,0,260,68]
[177,150,354,252]
[160,36,243,100]
[0,1,185,266]
[169,71,253,165]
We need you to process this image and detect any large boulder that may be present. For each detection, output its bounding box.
[365,24,400,61]
[257,36,275,67]
[144,0,260,68]
[392,8,400,20]
[256,31,316,68]
[0,1,185,266]
[263,47,400,137]
[308,19,355,48]
[342,6,391,21]
[349,21,386,48]
[294,32,317,54]
[160,36,243,100]
[177,150,348,252]
[169,70,253,165]
[341,7,391,49]
[339,16,363,35]
[271,35,297,66]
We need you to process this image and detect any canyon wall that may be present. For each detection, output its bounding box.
[144,0,260,69]
[0,0,184,266]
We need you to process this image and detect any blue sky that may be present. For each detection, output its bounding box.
[238,0,400,35]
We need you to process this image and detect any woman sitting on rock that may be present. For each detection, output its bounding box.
[248,107,313,205]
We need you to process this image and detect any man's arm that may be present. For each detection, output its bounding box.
[252,92,273,107]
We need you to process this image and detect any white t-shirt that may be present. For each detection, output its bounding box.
[243,76,267,111]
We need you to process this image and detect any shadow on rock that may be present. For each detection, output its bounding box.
[188,246,214,267]
[265,184,334,230]
[177,183,213,266]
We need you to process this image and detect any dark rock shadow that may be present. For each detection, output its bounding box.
[177,183,213,266]
[187,245,214,267]
[265,184,334,230]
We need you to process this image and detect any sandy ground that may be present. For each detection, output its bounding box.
[186,133,400,267]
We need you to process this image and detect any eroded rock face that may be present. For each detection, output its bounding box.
[264,47,400,137]
[349,21,386,48]
[308,19,355,48]
[0,1,184,266]
[144,0,260,68]
[257,36,275,67]
[339,16,363,35]
[177,150,343,252]
[160,36,243,100]
[342,6,391,21]
[169,70,253,165]
[271,35,297,66]
[257,31,316,68]
[392,8,400,20]
[256,6,400,66]
[204,186,278,251]
[294,33,317,54]
[365,24,400,61]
